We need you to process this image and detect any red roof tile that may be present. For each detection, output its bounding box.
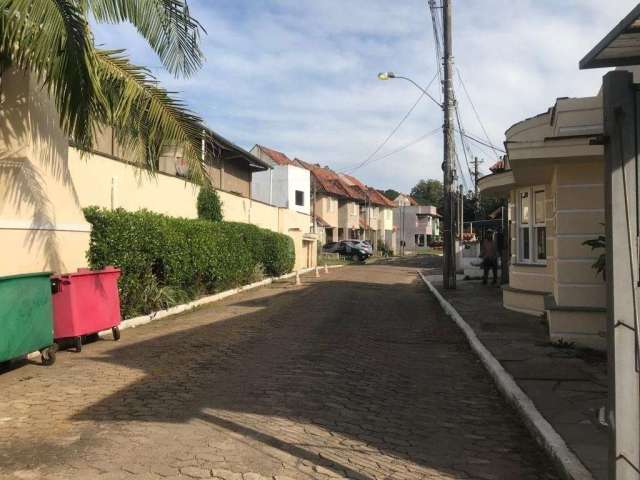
[489,160,505,173]
[366,189,395,207]
[257,145,295,166]
[295,159,360,200]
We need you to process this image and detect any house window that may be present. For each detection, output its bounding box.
[517,187,546,264]
[295,190,304,206]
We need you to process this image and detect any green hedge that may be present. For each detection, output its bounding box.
[83,207,295,318]
[197,187,223,222]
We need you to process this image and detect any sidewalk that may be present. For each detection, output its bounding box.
[426,274,608,480]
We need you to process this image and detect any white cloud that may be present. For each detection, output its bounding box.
[91,0,638,192]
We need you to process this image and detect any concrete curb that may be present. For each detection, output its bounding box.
[26,265,343,361]
[417,271,594,480]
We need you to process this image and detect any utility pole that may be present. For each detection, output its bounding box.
[442,0,456,289]
[458,184,464,241]
[472,156,483,213]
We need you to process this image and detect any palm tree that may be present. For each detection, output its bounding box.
[0,0,209,183]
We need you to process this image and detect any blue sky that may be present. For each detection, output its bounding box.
[92,1,637,193]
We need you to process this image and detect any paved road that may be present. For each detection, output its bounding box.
[0,258,558,480]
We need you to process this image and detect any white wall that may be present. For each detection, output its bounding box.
[286,165,311,215]
[251,164,310,216]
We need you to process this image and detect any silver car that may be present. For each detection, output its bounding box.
[345,240,373,255]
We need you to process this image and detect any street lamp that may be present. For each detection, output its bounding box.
[378,69,457,289]
[377,72,442,108]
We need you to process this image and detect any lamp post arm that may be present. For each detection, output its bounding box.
[394,75,443,109]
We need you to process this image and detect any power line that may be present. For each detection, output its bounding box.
[453,97,473,188]
[427,0,443,100]
[456,67,501,159]
[346,72,439,174]
[365,127,441,167]
[454,129,506,153]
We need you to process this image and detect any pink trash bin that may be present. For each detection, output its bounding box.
[51,266,122,352]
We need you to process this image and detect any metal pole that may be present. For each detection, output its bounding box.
[442,0,456,288]
[458,184,464,241]
[401,204,405,256]
[312,180,316,234]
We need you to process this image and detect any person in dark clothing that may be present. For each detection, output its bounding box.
[480,231,498,285]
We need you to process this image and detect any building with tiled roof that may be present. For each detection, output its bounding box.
[250,145,311,215]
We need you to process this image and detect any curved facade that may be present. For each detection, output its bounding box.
[480,95,606,349]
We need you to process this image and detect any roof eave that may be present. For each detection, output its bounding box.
[580,3,640,69]
[208,129,271,171]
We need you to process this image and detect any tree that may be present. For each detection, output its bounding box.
[381,189,400,200]
[462,193,504,222]
[410,179,443,207]
[0,0,209,183]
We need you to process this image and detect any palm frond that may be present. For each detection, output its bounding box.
[85,0,204,77]
[95,48,208,184]
[0,0,105,149]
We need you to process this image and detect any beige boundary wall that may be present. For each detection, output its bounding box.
[0,68,315,277]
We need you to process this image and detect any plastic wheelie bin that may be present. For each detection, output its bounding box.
[51,266,122,352]
[0,272,57,365]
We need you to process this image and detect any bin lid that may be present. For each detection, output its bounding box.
[53,266,121,279]
[0,271,52,282]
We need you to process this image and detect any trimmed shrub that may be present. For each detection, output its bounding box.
[83,207,295,318]
[197,187,223,222]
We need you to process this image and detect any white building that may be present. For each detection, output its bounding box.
[392,195,441,254]
[250,145,311,215]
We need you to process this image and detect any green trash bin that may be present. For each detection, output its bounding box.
[0,272,57,365]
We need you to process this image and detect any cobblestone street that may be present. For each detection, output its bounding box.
[0,259,559,480]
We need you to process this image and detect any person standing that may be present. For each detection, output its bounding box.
[480,231,498,285]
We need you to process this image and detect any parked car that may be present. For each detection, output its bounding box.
[336,240,370,262]
[345,239,373,255]
[322,242,340,253]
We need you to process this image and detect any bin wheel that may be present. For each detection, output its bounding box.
[74,336,82,353]
[41,346,57,366]
[112,326,121,341]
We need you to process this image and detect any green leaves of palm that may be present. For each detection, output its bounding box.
[0,0,207,182]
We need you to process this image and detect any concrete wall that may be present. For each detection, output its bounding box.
[0,68,314,276]
[252,166,282,207]
[315,194,339,227]
[285,165,311,215]
[0,68,88,275]
[338,200,359,235]
[379,207,393,232]
[251,165,310,216]
[552,162,606,308]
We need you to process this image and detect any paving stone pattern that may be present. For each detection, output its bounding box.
[428,272,608,480]
[0,259,559,479]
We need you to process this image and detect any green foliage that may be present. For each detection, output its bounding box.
[83,207,295,318]
[463,193,505,222]
[197,188,223,222]
[0,0,208,182]
[410,179,443,207]
[583,234,606,279]
[381,189,400,200]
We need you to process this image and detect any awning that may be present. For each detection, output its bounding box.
[302,233,318,242]
[315,216,332,228]
[580,4,640,69]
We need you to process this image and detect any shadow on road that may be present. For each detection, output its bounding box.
[68,264,557,479]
